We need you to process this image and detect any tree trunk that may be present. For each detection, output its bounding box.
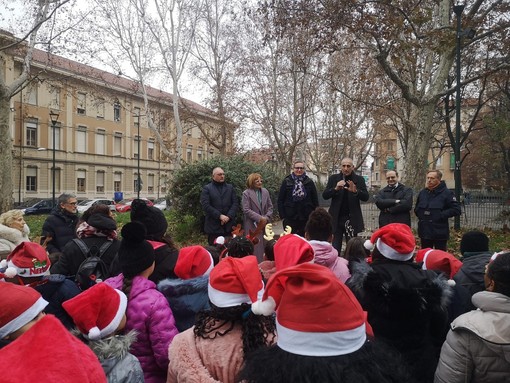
[0,92,13,211]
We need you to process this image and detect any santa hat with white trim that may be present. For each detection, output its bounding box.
[364,223,415,261]
[274,234,314,271]
[208,255,263,308]
[0,282,48,339]
[252,263,371,356]
[416,248,462,282]
[175,245,214,279]
[62,283,127,340]
[6,242,50,278]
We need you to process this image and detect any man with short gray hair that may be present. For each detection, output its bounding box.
[40,193,79,254]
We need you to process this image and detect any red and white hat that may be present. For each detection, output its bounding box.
[252,263,371,356]
[416,248,462,280]
[364,223,415,261]
[175,246,214,279]
[274,234,314,271]
[0,282,48,339]
[62,283,127,340]
[6,242,50,277]
[208,256,264,308]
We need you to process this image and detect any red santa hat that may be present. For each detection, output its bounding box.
[274,234,314,271]
[208,256,264,307]
[364,223,415,261]
[0,282,48,339]
[252,263,371,356]
[5,242,50,277]
[62,283,127,340]
[174,246,214,279]
[415,248,462,281]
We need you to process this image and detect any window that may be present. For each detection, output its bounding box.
[148,140,154,160]
[96,98,105,118]
[26,82,38,105]
[96,171,105,192]
[375,172,380,181]
[77,170,86,192]
[187,148,192,162]
[77,92,86,115]
[95,129,106,155]
[25,120,38,147]
[76,127,87,152]
[387,141,394,151]
[50,124,61,150]
[114,102,121,122]
[134,136,140,159]
[26,167,37,191]
[114,133,122,156]
[49,86,60,109]
[148,174,154,193]
[197,150,203,162]
[114,172,122,192]
[436,155,443,167]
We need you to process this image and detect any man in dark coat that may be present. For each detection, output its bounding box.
[40,193,79,255]
[415,170,461,250]
[374,170,413,227]
[277,161,319,237]
[322,158,369,252]
[200,167,239,245]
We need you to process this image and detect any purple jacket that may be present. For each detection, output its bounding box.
[309,240,351,282]
[105,274,179,383]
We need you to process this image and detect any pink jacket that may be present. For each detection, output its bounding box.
[309,240,351,282]
[105,274,178,383]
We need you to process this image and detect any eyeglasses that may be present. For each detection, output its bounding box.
[66,202,77,205]
[294,167,305,170]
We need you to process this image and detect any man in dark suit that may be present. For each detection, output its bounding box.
[322,158,369,252]
[374,170,413,227]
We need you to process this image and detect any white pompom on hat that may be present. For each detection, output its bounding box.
[364,223,415,261]
[62,283,127,340]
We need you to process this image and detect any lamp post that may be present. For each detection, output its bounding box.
[49,111,59,207]
[136,113,142,199]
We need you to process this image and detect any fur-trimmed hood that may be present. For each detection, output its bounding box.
[0,223,30,246]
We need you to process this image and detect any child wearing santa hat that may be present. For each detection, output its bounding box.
[158,245,215,331]
[347,223,451,383]
[167,256,276,383]
[63,283,144,382]
[240,263,411,382]
[104,221,178,383]
[0,282,107,382]
[1,241,80,329]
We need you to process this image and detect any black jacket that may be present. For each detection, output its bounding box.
[322,172,369,233]
[414,181,461,240]
[375,183,413,227]
[200,181,239,236]
[277,174,319,222]
[41,208,79,254]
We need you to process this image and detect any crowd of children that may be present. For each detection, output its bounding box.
[0,198,509,382]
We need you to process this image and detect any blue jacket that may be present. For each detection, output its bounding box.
[414,181,461,240]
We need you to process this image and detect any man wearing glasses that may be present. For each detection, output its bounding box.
[277,161,319,236]
[40,193,79,255]
[374,170,413,228]
[323,158,369,252]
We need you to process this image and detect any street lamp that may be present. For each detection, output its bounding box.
[453,2,475,230]
[49,110,59,207]
[135,113,142,199]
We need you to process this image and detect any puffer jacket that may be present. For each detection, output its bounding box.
[105,274,179,383]
[41,208,79,254]
[309,240,350,282]
[453,251,492,310]
[88,331,144,383]
[158,275,210,332]
[0,223,30,259]
[435,291,510,383]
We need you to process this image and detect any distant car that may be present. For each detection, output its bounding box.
[153,198,170,211]
[22,199,55,215]
[115,198,154,213]
[76,199,117,214]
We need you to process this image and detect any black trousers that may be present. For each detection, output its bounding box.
[420,238,447,251]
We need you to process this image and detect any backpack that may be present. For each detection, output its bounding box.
[73,238,113,290]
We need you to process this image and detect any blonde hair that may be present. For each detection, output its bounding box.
[0,209,24,227]
[246,173,262,189]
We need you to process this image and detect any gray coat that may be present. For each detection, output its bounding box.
[435,291,510,383]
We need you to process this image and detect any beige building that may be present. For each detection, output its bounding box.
[5,43,234,204]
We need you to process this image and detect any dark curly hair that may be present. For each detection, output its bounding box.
[264,239,277,261]
[194,302,276,359]
[487,252,510,296]
[305,207,332,242]
[225,236,254,258]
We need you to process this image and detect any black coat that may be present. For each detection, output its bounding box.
[277,175,319,222]
[322,172,369,233]
[414,181,461,240]
[374,183,413,227]
[41,208,79,254]
[200,181,238,236]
